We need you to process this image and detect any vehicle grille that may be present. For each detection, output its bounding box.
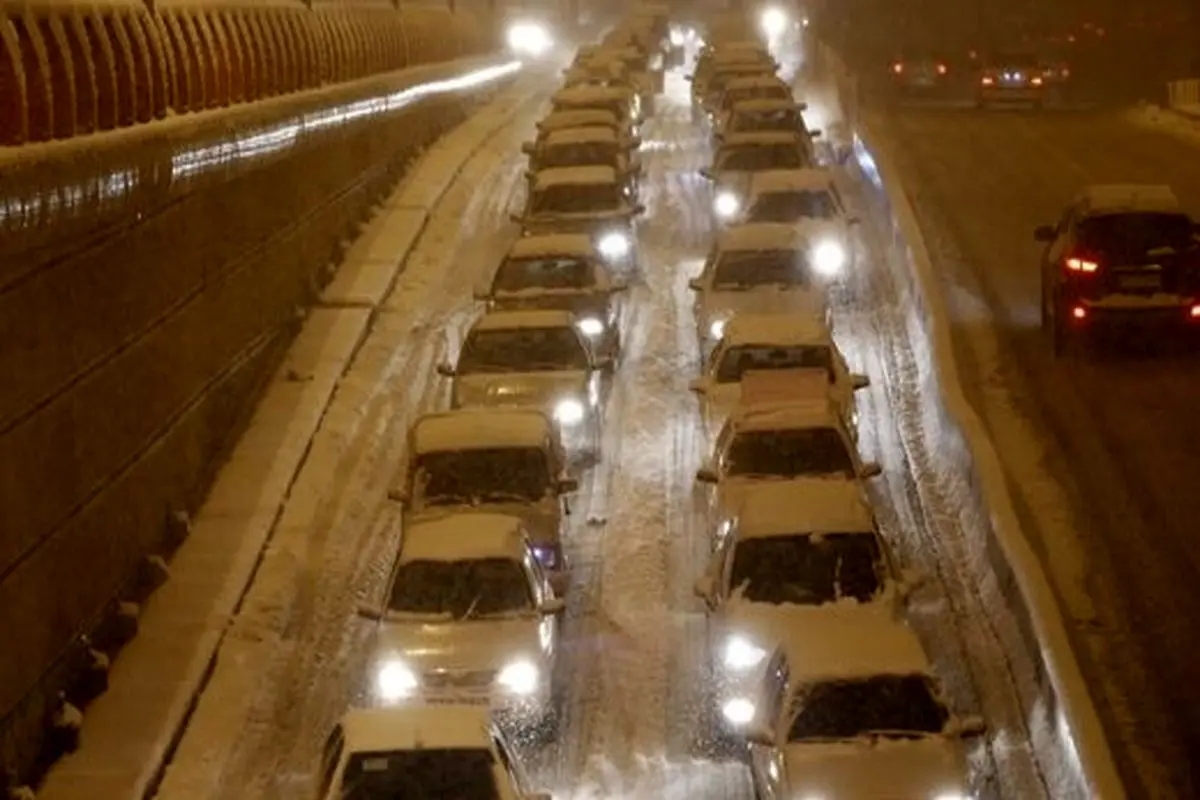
[423,669,495,689]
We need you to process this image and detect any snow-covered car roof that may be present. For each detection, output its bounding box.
[471,308,577,332]
[552,85,634,103]
[724,75,790,90]
[401,513,528,562]
[1076,184,1180,215]
[749,168,835,194]
[338,705,493,754]
[724,312,831,346]
[776,608,933,682]
[544,126,619,146]
[734,479,875,539]
[717,222,810,253]
[507,233,596,259]
[537,109,621,131]
[730,399,841,433]
[720,130,803,147]
[708,43,772,59]
[412,408,552,453]
[533,165,618,189]
[731,98,800,113]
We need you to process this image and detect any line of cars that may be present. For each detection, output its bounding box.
[311,8,673,800]
[684,22,987,800]
[888,47,1069,107]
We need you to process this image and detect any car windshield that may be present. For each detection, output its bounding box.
[730,532,884,604]
[540,143,620,170]
[1078,212,1195,257]
[718,145,804,171]
[724,85,790,109]
[725,427,855,478]
[553,98,627,121]
[544,113,616,132]
[730,109,801,133]
[339,748,499,799]
[787,676,949,742]
[458,327,589,373]
[493,257,596,292]
[388,557,533,618]
[715,345,833,383]
[749,190,838,222]
[414,447,550,506]
[711,69,771,93]
[532,183,622,215]
[713,250,810,289]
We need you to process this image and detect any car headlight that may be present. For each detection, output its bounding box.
[724,635,767,670]
[722,697,757,725]
[708,319,726,339]
[714,192,740,218]
[812,240,847,276]
[554,398,585,425]
[506,22,552,57]
[376,660,419,701]
[760,6,788,38]
[598,231,631,259]
[669,28,684,45]
[933,794,976,800]
[576,316,605,337]
[496,660,541,695]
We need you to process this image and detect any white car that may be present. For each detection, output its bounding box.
[550,84,641,129]
[740,618,984,799]
[689,223,832,350]
[703,132,813,222]
[396,408,577,583]
[711,75,795,130]
[695,398,881,519]
[534,108,639,147]
[743,168,859,272]
[440,309,609,456]
[479,232,627,359]
[690,312,869,439]
[522,126,642,192]
[720,98,809,138]
[360,514,564,734]
[317,705,551,800]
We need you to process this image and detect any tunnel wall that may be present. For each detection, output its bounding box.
[0,5,514,783]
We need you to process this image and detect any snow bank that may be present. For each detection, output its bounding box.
[811,42,1125,799]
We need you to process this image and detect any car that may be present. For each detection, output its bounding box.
[439,309,610,456]
[689,312,868,439]
[702,132,813,222]
[888,48,955,97]
[698,62,780,118]
[738,620,984,799]
[359,514,565,735]
[691,50,776,111]
[978,51,1047,107]
[478,232,627,359]
[394,408,578,581]
[689,223,833,350]
[1036,184,1200,354]
[521,126,642,194]
[534,108,639,148]
[317,705,552,799]
[741,168,859,271]
[710,75,794,129]
[718,98,810,139]
[549,85,641,131]
[585,46,661,104]
[695,397,881,519]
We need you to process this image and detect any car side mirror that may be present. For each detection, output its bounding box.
[524,170,535,182]
[947,715,987,738]
[688,378,707,394]
[539,597,566,615]
[436,362,455,377]
[473,288,491,301]
[356,603,383,621]
[1034,225,1056,242]
[386,486,410,506]
[699,168,714,180]
[688,278,703,291]
[594,355,615,371]
[847,216,861,225]
[557,476,580,494]
[861,461,883,478]
[521,142,535,155]
[684,74,693,81]
[808,128,823,138]
[696,465,719,483]
[631,136,643,148]
[509,212,524,224]
[633,203,647,215]
[743,722,773,746]
[851,373,870,390]
[798,101,809,110]
[611,281,630,292]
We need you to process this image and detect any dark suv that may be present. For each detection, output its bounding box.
[889,49,956,96]
[1036,185,1200,354]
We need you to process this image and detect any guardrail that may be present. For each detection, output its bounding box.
[809,39,1126,799]
[1167,78,1200,112]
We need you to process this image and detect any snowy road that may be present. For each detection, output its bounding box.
[874,106,1200,799]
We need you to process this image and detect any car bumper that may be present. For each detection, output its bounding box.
[979,87,1044,102]
[412,684,554,728]
[1069,296,1200,327]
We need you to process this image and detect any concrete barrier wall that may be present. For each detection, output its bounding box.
[0,47,518,788]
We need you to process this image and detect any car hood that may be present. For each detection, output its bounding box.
[374,617,543,672]
[715,476,860,517]
[455,371,588,409]
[700,288,826,324]
[491,288,611,316]
[409,500,561,546]
[522,210,633,233]
[714,173,753,195]
[782,736,969,798]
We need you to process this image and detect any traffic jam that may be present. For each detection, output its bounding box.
[313,7,989,799]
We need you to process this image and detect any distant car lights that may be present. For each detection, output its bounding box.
[507,22,553,58]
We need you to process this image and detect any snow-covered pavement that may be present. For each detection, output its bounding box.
[872,105,1200,799]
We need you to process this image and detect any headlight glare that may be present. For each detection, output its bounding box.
[577,316,605,337]
[506,22,552,57]
[724,636,767,670]
[554,398,586,425]
[708,319,726,339]
[760,7,788,37]
[598,231,631,259]
[812,240,847,276]
[497,660,540,695]
[714,192,740,218]
[722,697,757,725]
[376,661,418,701]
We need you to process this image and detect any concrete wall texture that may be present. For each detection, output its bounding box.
[0,2,507,786]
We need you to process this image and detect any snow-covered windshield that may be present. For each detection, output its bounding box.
[340,748,499,799]
[786,676,948,742]
[532,184,622,215]
[552,98,628,121]
[729,109,802,134]
[540,143,620,170]
[723,85,790,110]
[729,533,884,604]
[493,257,597,292]
[414,447,550,506]
[388,557,533,617]
[749,190,838,222]
[716,345,833,383]
[725,428,854,478]
[718,145,805,172]
[1078,212,1194,257]
[713,251,810,289]
[458,327,589,372]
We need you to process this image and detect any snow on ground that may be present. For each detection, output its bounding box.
[1124,102,1200,146]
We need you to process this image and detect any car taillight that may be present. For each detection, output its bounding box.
[981,75,994,85]
[937,63,948,74]
[1071,305,1087,320]
[1190,304,1200,319]
[1032,76,1044,86]
[1065,256,1099,273]
[892,62,903,74]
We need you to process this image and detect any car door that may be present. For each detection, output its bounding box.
[748,652,790,799]
[490,728,530,798]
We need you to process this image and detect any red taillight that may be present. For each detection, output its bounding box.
[1061,67,1071,77]
[1190,304,1200,319]
[937,63,948,75]
[1072,306,1087,320]
[1032,76,1044,86]
[981,75,994,85]
[1065,256,1099,273]
[892,62,903,74]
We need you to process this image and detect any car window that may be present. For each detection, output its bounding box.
[718,145,805,171]
[731,109,800,133]
[414,447,551,506]
[725,427,855,479]
[748,190,838,222]
[388,558,534,618]
[459,326,590,372]
[1077,212,1194,258]
[724,85,789,109]
[713,250,810,289]
[715,344,833,383]
[532,183,622,214]
[762,650,790,729]
[786,676,949,742]
[493,257,596,292]
[729,532,884,605]
[339,748,500,799]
